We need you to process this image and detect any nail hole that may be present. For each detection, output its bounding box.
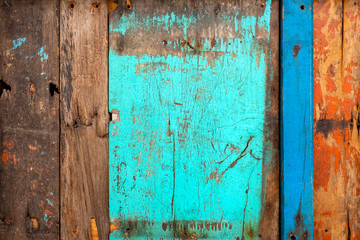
[0,80,11,97]
[325,229,328,233]
[162,40,167,45]
[127,4,131,9]
[69,2,75,9]
[300,5,305,10]
[49,83,59,97]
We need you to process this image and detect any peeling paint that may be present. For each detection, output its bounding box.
[110,1,273,239]
[12,37,26,49]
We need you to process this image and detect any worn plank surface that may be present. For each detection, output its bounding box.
[109,0,278,239]
[60,0,109,239]
[281,0,314,239]
[313,0,360,239]
[0,1,60,239]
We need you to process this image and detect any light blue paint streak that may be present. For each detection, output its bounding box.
[46,198,54,207]
[281,1,314,239]
[12,38,26,49]
[110,2,272,239]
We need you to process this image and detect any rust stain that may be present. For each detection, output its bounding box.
[29,145,37,150]
[3,140,14,149]
[174,100,182,106]
[2,150,10,164]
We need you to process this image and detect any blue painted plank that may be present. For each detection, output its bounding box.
[109,1,275,239]
[281,1,314,239]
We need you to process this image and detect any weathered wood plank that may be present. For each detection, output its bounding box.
[258,0,280,239]
[281,0,314,239]
[313,1,360,239]
[109,0,278,239]
[60,0,109,239]
[343,1,360,238]
[313,0,348,239]
[0,1,60,239]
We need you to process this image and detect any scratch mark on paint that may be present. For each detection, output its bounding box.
[218,136,254,181]
[46,198,54,207]
[171,134,176,218]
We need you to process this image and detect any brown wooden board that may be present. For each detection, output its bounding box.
[313,0,360,239]
[0,1,60,239]
[60,0,109,239]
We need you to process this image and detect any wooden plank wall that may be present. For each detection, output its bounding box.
[60,0,109,239]
[281,0,314,239]
[313,0,360,239]
[0,1,60,239]
[0,0,109,239]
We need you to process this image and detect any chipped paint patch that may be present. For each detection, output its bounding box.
[12,38,26,49]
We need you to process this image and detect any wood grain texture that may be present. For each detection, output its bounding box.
[0,1,60,239]
[281,0,314,239]
[109,0,278,239]
[313,0,360,239]
[60,0,109,239]
[258,0,280,239]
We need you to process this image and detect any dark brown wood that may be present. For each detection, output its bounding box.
[60,0,109,239]
[258,0,279,239]
[0,1,60,239]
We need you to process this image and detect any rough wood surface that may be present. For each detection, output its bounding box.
[0,1,60,239]
[313,0,360,239]
[258,0,280,239]
[60,0,109,239]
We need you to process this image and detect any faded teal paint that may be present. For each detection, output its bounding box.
[110,2,272,239]
[12,37,26,49]
[38,46,48,61]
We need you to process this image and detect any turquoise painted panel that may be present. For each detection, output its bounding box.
[109,1,274,239]
[281,1,314,239]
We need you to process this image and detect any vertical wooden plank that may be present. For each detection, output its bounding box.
[281,1,314,239]
[314,1,360,239]
[60,0,109,239]
[259,0,280,238]
[109,0,278,239]
[343,1,360,238]
[0,1,60,239]
[313,0,348,239]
